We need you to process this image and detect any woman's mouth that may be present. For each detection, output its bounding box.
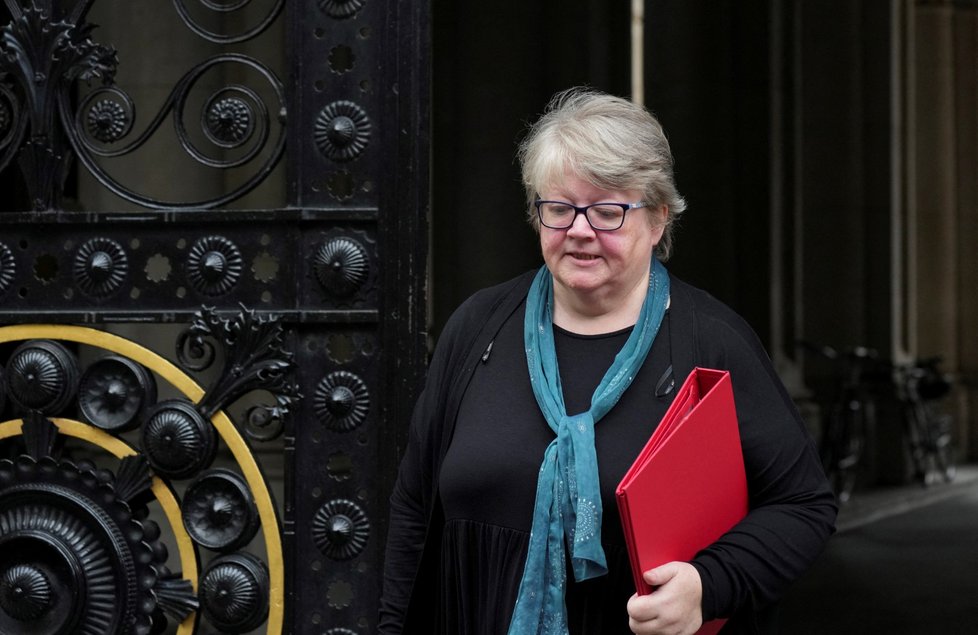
[570,252,599,261]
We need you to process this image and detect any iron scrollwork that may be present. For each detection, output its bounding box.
[173,0,285,45]
[69,53,287,209]
[0,3,287,211]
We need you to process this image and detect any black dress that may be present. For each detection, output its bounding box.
[438,305,675,634]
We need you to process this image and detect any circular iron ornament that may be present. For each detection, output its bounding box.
[0,457,167,635]
[73,237,129,298]
[0,242,14,296]
[86,98,131,143]
[77,86,135,149]
[5,340,79,415]
[78,355,157,432]
[141,399,217,480]
[199,552,269,633]
[313,370,369,432]
[313,237,369,297]
[187,235,243,296]
[203,94,255,148]
[311,498,369,560]
[314,100,371,161]
[317,0,366,19]
[182,468,259,552]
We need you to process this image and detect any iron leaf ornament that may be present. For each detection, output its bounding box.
[187,304,301,419]
[0,1,118,209]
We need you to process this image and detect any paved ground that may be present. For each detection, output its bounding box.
[779,465,978,633]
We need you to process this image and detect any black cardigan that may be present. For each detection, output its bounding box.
[380,270,837,634]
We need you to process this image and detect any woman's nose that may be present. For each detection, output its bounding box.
[566,210,595,236]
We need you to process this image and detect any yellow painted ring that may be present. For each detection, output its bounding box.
[0,325,284,634]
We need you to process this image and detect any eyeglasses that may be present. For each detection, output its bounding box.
[534,200,647,231]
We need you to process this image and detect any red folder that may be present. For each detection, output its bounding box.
[616,368,748,635]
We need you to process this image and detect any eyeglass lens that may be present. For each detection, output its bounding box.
[537,202,626,230]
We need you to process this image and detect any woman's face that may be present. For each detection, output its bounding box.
[538,174,664,304]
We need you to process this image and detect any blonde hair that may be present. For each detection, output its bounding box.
[517,87,686,260]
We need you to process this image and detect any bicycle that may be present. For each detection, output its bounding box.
[799,341,879,503]
[891,356,956,486]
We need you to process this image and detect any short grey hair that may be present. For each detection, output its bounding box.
[517,87,686,260]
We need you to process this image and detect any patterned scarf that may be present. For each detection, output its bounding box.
[508,257,670,634]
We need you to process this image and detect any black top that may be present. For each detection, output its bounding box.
[439,310,674,634]
[380,271,838,635]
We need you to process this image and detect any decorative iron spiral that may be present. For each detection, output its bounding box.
[243,404,284,442]
[199,553,269,633]
[186,236,243,296]
[78,355,157,432]
[314,100,371,161]
[0,242,14,296]
[5,340,79,415]
[182,468,259,552]
[73,237,129,298]
[141,400,217,480]
[313,370,369,432]
[318,0,366,19]
[311,498,370,560]
[313,237,369,298]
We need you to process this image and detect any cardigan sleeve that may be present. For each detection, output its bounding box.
[686,298,838,623]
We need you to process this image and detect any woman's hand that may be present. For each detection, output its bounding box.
[626,562,704,635]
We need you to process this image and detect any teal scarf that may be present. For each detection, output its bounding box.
[508,257,670,634]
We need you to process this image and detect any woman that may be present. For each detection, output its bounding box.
[380,87,837,635]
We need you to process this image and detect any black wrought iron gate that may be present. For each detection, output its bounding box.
[0,1,428,634]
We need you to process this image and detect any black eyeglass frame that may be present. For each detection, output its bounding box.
[533,200,648,231]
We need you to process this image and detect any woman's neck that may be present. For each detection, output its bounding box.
[552,275,650,335]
